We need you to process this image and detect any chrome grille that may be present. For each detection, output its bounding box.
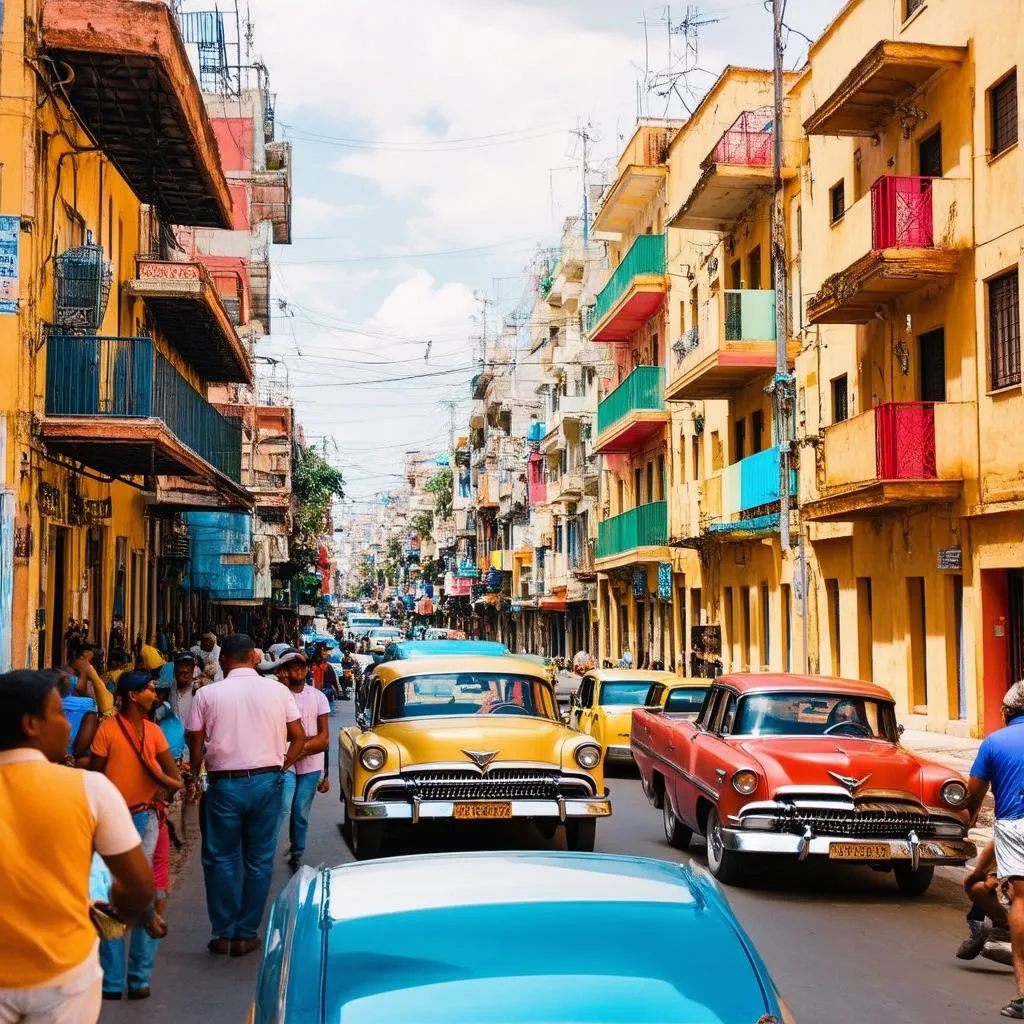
[770,802,936,839]
[373,768,593,802]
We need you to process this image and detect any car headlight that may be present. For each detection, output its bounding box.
[940,780,969,808]
[575,744,602,770]
[731,769,759,795]
[359,746,387,771]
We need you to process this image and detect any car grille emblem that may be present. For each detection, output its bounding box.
[828,771,871,793]
[462,749,499,770]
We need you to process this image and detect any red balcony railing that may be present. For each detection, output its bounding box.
[871,176,934,248]
[712,109,773,166]
[528,453,546,507]
[875,402,937,479]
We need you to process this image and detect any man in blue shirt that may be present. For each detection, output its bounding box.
[967,682,1024,1019]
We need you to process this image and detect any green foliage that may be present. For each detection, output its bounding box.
[411,509,434,542]
[424,467,453,521]
[294,447,345,539]
[419,557,441,584]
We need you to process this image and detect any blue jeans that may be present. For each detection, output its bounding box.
[100,809,160,993]
[279,769,321,860]
[202,772,285,940]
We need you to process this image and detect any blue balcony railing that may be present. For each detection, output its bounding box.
[720,446,796,517]
[45,335,241,482]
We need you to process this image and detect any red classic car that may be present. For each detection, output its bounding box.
[631,673,976,895]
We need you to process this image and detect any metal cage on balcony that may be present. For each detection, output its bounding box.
[54,245,113,332]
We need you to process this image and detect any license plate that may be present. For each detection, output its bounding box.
[454,802,513,820]
[829,842,891,860]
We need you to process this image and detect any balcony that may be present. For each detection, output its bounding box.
[807,176,970,325]
[41,0,231,228]
[594,366,667,454]
[42,335,250,507]
[127,259,252,383]
[671,109,798,231]
[477,472,498,508]
[586,235,666,343]
[595,501,669,567]
[570,538,596,579]
[251,142,293,245]
[667,290,799,401]
[701,447,796,540]
[802,403,971,522]
[804,40,967,138]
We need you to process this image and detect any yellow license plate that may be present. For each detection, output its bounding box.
[829,842,891,860]
[453,802,513,820]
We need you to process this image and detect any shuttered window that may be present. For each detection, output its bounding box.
[989,269,1021,390]
[991,71,1018,157]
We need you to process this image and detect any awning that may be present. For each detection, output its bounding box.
[474,593,501,609]
[539,598,567,613]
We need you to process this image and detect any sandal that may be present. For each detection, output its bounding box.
[1001,998,1024,1018]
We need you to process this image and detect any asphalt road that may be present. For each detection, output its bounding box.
[103,698,1007,1024]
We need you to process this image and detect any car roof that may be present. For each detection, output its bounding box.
[586,670,677,683]
[661,678,711,690]
[716,672,895,701]
[388,640,509,657]
[372,654,550,684]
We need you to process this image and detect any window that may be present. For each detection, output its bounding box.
[657,454,666,500]
[697,687,723,730]
[826,579,841,676]
[829,180,845,224]
[730,260,742,289]
[719,694,738,734]
[554,522,563,553]
[751,410,764,453]
[904,0,925,20]
[918,127,942,178]
[634,467,643,506]
[831,374,849,423]
[991,71,1018,157]
[733,418,746,463]
[691,436,701,481]
[989,270,1021,390]
[646,461,654,505]
[747,246,762,290]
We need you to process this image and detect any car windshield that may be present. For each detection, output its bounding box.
[370,629,402,639]
[599,681,654,706]
[378,673,558,721]
[733,691,898,740]
[664,687,709,716]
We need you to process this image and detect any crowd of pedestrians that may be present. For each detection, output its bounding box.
[0,627,338,1022]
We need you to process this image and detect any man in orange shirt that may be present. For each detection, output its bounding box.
[90,672,184,1001]
[0,670,154,1023]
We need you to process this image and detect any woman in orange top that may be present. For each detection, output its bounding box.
[90,672,183,1001]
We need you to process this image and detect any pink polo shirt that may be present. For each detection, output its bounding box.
[186,668,301,771]
[291,685,331,776]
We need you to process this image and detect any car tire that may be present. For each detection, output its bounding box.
[893,863,934,897]
[564,819,597,852]
[350,819,385,861]
[663,797,692,850]
[705,807,744,886]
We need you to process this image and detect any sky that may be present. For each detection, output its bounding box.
[224,0,847,520]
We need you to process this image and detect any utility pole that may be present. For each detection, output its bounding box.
[442,400,457,460]
[570,122,595,242]
[770,0,792,553]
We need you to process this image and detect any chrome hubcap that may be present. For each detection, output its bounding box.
[663,799,674,838]
[708,814,723,866]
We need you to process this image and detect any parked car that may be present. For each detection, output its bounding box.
[640,678,711,719]
[250,852,795,1023]
[366,626,404,656]
[338,655,610,858]
[379,639,510,662]
[515,652,557,686]
[631,673,976,894]
[568,669,675,763]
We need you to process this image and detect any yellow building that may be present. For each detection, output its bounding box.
[0,0,251,669]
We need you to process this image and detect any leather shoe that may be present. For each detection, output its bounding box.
[207,937,231,955]
[127,988,151,1000]
[230,937,262,958]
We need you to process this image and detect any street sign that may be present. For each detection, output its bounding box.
[937,548,962,571]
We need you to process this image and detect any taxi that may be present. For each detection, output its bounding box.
[568,669,675,763]
[338,655,611,859]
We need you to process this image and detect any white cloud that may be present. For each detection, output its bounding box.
[292,195,369,232]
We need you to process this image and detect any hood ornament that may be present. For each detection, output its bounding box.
[462,749,499,770]
[828,771,871,793]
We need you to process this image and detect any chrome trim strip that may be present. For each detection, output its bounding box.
[631,737,718,800]
[348,795,613,821]
[364,767,598,801]
[719,828,975,863]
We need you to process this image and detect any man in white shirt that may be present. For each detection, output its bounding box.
[186,634,304,957]
[190,632,223,682]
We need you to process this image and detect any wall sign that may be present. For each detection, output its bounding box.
[657,562,672,600]
[937,548,962,571]
[632,568,647,598]
[0,215,19,314]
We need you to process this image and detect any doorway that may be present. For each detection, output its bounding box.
[918,328,946,402]
[48,526,69,668]
[918,127,942,178]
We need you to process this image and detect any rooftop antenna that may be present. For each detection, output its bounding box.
[641,5,721,117]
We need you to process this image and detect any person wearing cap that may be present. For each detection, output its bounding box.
[190,633,223,683]
[967,681,1024,1019]
[267,649,330,871]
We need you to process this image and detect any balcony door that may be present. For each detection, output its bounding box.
[918,328,946,402]
[918,127,942,178]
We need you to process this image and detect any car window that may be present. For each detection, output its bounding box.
[598,681,654,706]
[697,687,722,730]
[718,694,738,734]
[733,692,898,739]
[378,673,558,721]
[664,687,709,717]
[646,683,665,707]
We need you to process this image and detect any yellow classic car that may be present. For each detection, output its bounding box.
[568,670,676,763]
[339,655,612,859]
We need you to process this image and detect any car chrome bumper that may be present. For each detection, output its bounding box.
[604,744,634,762]
[349,795,612,823]
[721,827,975,868]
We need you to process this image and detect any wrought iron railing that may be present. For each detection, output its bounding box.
[672,324,700,364]
[724,289,776,342]
[712,108,773,166]
[596,501,668,559]
[871,175,934,248]
[54,245,113,332]
[45,335,241,481]
[875,402,937,479]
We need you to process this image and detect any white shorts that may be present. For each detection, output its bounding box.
[994,818,1024,881]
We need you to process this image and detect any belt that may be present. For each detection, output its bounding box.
[206,765,281,781]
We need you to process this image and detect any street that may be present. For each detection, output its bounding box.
[102,699,1006,1024]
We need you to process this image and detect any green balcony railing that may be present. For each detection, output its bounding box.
[587,233,665,333]
[596,501,668,559]
[724,289,776,341]
[45,334,242,482]
[597,365,665,435]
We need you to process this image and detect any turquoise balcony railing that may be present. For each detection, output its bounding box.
[718,446,796,518]
[724,289,776,341]
[597,366,665,435]
[596,501,668,559]
[45,335,242,481]
[587,234,665,332]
